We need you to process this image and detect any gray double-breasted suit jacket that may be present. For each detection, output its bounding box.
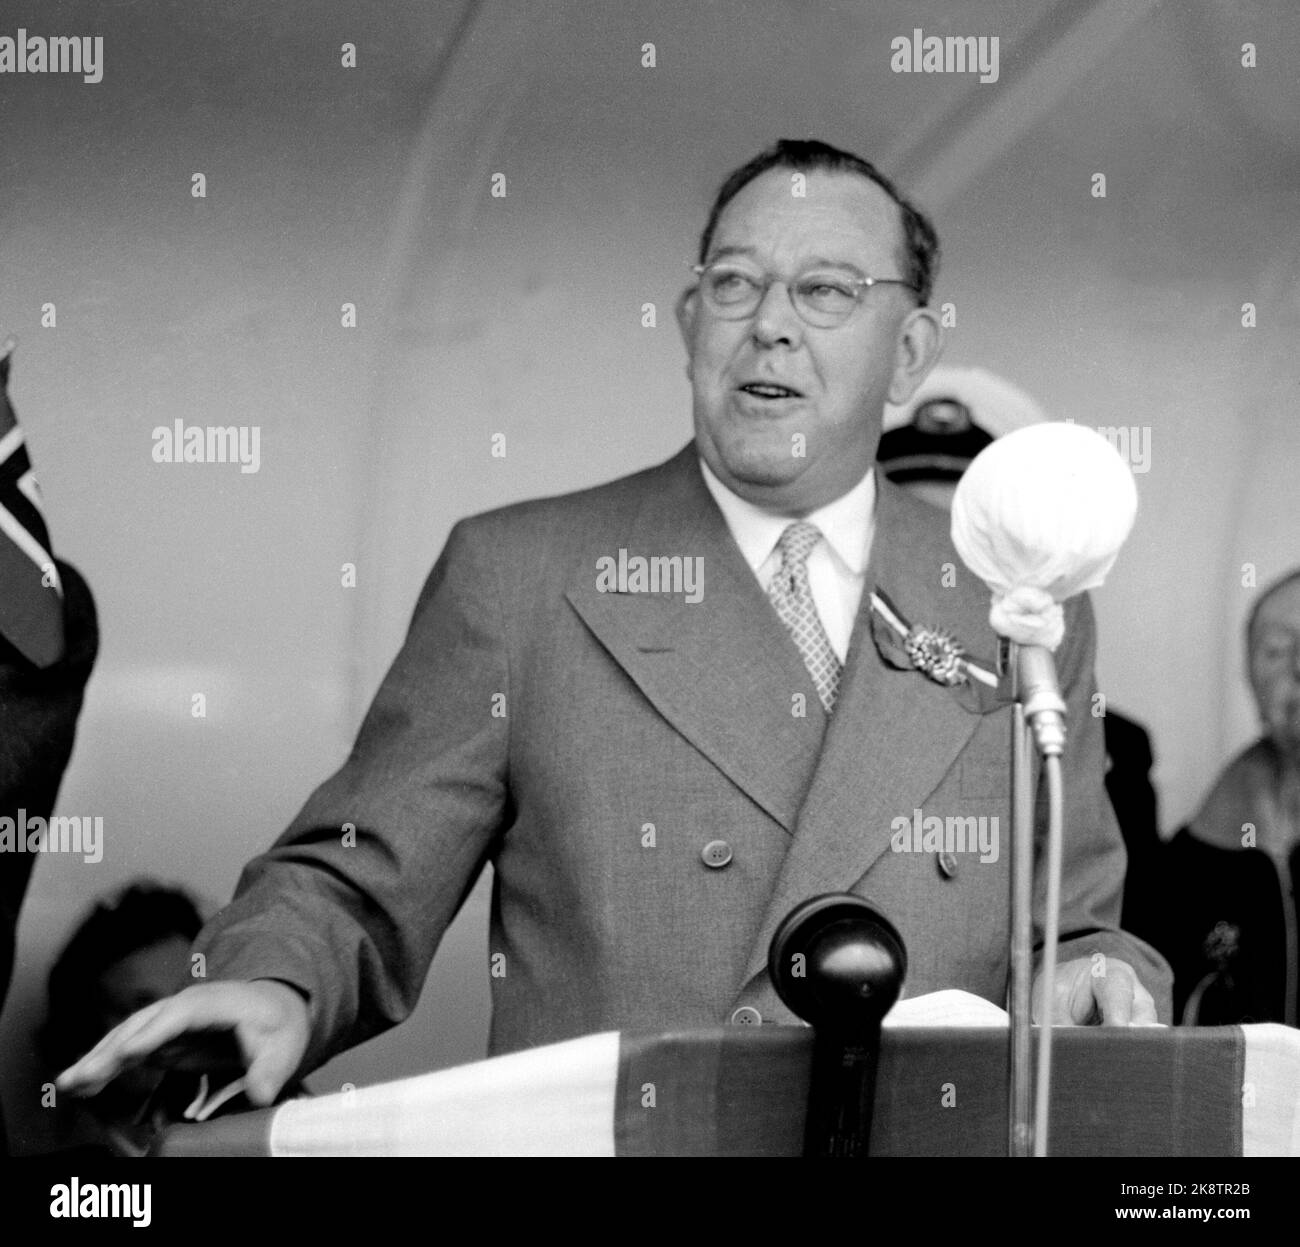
[195,443,1171,1070]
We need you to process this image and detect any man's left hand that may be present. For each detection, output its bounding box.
[1032,956,1159,1025]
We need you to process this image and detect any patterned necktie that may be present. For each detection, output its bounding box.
[767,521,842,713]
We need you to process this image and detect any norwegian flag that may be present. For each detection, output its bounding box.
[0,342,65,667]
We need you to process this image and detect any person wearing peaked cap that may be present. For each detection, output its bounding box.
[885,363,1051,435]
[0,342,99,1154]
[878,364,1164,940]
[878,364,1046,509]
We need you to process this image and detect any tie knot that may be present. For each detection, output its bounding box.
[773,521,823,570]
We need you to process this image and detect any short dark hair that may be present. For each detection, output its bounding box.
[43,881,203,1072]
[697,138,941,305]
[1246,567,1300,649]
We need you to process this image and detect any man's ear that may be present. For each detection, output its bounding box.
[887,305,944,407]
[675,286,698,379]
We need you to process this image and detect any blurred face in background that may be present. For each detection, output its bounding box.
[678,167,940,516]
[91,935,192,1103]
[1249,578,1300,762]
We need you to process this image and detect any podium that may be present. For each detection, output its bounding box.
[155,1022,1300,1157]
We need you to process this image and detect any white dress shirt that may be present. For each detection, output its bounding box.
[699,457,876,663]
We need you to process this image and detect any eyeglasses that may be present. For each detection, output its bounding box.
[689,260,919,328]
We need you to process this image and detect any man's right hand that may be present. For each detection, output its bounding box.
[56,980,311,1107]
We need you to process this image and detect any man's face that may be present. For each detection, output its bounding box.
[1249,580,1300,759]
[678,167,940,515]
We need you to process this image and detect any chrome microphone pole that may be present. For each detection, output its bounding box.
[1008,641,1069,1157]
[1008,698,1035,1157]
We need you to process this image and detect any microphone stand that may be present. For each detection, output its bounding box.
[1008,699,1035,1157]
[1007,641,1068,1158]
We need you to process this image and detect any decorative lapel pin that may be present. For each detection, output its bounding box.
[903,624,968,688]
[868,588,1009,713]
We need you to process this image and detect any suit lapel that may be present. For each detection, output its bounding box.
[565,445,826,833]
[738,474,995,987]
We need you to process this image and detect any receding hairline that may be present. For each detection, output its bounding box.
[702,166,913,274]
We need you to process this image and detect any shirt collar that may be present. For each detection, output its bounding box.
[698,455,876,576]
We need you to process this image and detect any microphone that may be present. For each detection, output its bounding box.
[950,422,1137,755]
[769,894,906,1158]
[950,421,1137,1157]
[1014,644,1068,756]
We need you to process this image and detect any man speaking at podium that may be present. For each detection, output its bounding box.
[60,139,1170,1110]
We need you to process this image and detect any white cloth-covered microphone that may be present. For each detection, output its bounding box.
[950,422,1138,755]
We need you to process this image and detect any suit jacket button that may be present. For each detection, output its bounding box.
[730,1005,762,1026]
[938,851,958,879]
[701,839,733,869]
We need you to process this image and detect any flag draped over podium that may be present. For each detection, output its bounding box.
[0,344,65,668]
[158,1020,1300,1158]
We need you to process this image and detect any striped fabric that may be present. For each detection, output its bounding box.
[186,1021,1299,1158]
[0,346,64,668]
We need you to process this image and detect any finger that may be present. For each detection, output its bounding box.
[1093,962,1134,1026]
[110,987,249,1064]
[238,1001,309,1107]
[1127,978,1158,1025]
[1066,963,1104,1024]
[1033,961,1090,1024]
[241,1030,299,1106]
[1030,972,1048,1024]
[61,989,229,1094]
[57,999,172,1091]
[75,997,169,1066]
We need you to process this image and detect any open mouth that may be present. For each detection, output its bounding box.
[737,382,805,400]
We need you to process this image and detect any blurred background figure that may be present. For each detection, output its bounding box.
[0,342,99,1154]
[40,881,204,1157]
[879,366,1162,931]
[1154,569,1300,1026]
[878,364,1047,509]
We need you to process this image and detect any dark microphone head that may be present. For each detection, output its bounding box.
[768,894,907,1029]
